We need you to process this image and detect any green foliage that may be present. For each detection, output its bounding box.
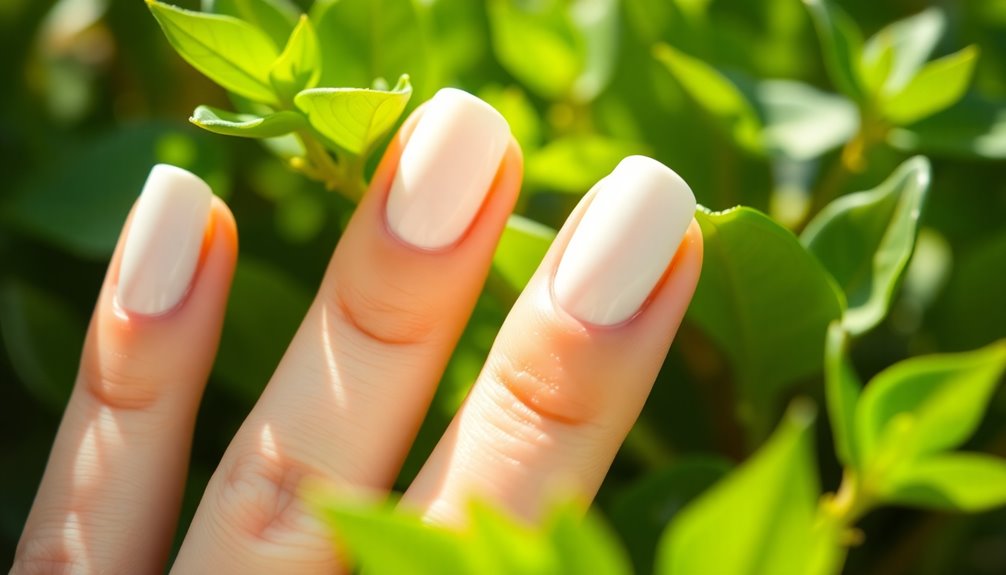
[687,207,844,431]
[4,0,1006,571]
[803,157,930,335]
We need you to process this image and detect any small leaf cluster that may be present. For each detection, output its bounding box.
[146,0,413,200]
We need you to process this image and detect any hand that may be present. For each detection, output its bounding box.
[13,89,702,574]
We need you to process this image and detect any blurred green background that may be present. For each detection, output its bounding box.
[2,0,1005,572]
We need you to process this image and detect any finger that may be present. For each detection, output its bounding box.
[173,89,521,572]
[403,156,703,524]
[13,166,237,574]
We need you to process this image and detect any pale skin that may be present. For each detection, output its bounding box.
[13,102,703,573]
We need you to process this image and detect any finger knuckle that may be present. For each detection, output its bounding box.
[486,352,601,429]
[327,279,438,347]
[79,347,164,410]
[212,448,310,543]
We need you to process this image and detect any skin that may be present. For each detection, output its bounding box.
[13,103,703,574]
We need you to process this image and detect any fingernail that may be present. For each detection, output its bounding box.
[553,156,696,326]
[117,164,213,316]
[386,88,510,250]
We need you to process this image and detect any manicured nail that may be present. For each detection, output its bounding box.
[553,156,696,326]
[117,164,213,316]
[386,88,510,250]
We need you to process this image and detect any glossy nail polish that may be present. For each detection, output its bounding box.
[386,88,510,250]
[553,156,696,325]
[117,164,213,316]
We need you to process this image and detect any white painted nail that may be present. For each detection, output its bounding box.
[117,164,213,316]
[553,156,696,326]
[386,88,510,250]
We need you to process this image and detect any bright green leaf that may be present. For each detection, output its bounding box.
[492,215,555,296]
[547,503,633,575]
[309,494,470,575]
[609,456,731,574]
[802,157,931,335]
[888,95,1006,159]
[802,0,864,101]
[190,105,306,138]
[656,403,836,575]
[567,0,619,102]
[654,44,762,153]
[855,340,1006,464]
[295,75,412,156]
[146,0,279,105]
[686,207,845,433]
[525,136,647,194]
[269,15,321,103]
[861,8,944,97]
[824,322,862,468]
[0,280,84,412]
[880,453,1006,512]
[466,502,557,575]
[203,0,300,50]
[882,45,980,125]
[754,80,859,160]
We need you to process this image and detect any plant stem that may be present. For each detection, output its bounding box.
[297,131,345,195]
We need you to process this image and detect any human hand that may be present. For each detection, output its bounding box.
[13,89,702,574]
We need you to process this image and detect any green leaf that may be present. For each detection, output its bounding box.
[492,215,555,296]
[3,123,227,259]
[0,280,84,412]
[146,0,279,105]
[881,45,980,125]
[880,453,1006,512]
[203,0,300,50]
[855,340,1006,464]
[310,0,431,101]
[190,105,306,138]
[887,95,1006,159]
[309,494,470,575]
[686,207,845,430]
[802,0,864,101]
[269,15,321,103]
[609,456,731,574]
[754,80,859,160]
[656,403,836,575]
[487,0,582,101]
[525,136,648,194]
[824,322,862,468]
[466,502,556,575]
[861,8,945,97]
[215,258,311,402]
[802,157,931,335]
[295,74,412,156]
[547,504,633,575]
[654,44,762,153]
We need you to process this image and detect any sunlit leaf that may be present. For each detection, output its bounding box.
[269,15,321,102]
[880,453,1006,512]
[547,503,633,575]
[855,340,1006,464]
[861,7,944,96]
[654,44,762,153]
[295,74,412,155]
[203,0,300,50]
[656,403,838,575]
[146,0,278,104]
[754,80,858,160]
[824,322,862,468]
[190,105,306,138]
[687,207,845,432]
[492,215,555,296]
[802,157,931,335]
[882,46,980,125]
